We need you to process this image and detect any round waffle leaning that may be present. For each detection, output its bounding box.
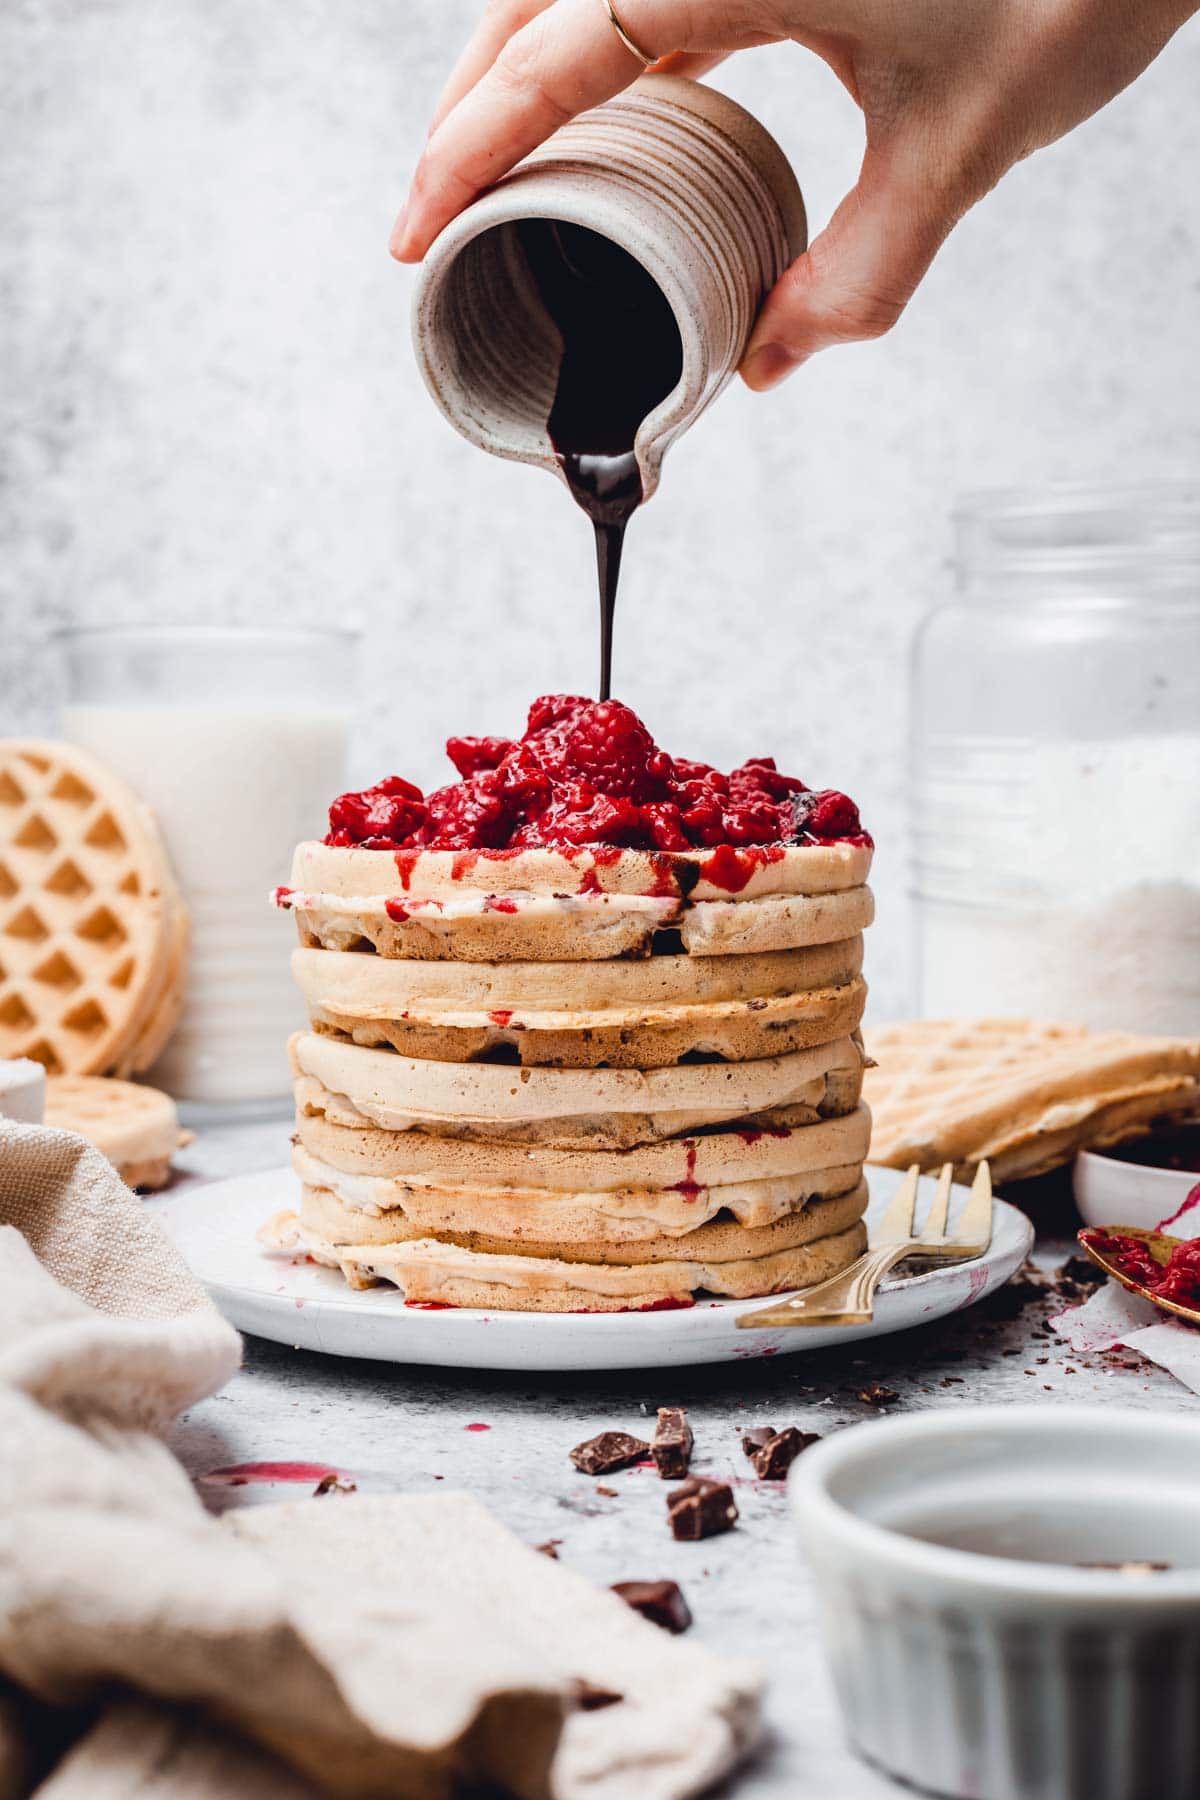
[0,740,187,1076]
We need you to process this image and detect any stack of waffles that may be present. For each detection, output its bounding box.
[0,741,186,1078]
[269,835,875,1311]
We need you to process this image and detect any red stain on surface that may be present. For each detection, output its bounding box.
[202,1461,343,1487]
[405,1299,457,1310]
[464,1422,491,1432]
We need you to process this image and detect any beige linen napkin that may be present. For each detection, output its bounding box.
[0,1122,763,1798]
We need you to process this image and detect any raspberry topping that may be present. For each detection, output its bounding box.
[323,698,871,856]
[1081,1227,1200,1307]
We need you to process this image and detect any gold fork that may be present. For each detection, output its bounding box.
[736,1161,993,1329]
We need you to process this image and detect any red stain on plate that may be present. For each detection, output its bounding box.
[464,1422,491,1432]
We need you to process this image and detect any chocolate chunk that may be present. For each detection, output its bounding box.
[573,1679,623,1711]
[856,1383,898,1406]
[595,1484,619,1498]
[312,1473,357,1496]
[570,1430,649,1475]
[740,1425,776,1461]
[666,1477,737,1541]
[535,1539,562,1559]
[748,1427,821,1481]
[612,1579,693,1634]
[651,1406,693,1479]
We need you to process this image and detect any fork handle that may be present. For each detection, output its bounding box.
[736,1242,914,1329]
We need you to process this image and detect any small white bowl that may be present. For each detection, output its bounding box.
[791,1405,1200,1800]
[1074,1146,1200,1234]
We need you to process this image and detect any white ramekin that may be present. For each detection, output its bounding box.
[1074,1147,1200,1234]
[791,1406,1200,1800]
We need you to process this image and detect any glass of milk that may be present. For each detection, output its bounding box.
[59,625,356,1111]
[911,485,1200,1036]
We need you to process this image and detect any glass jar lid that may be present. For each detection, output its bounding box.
[955,481,1200,600]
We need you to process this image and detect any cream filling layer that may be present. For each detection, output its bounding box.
[293,1142,866,1236]
[291,839,873,904]
[295,1093,872,1189]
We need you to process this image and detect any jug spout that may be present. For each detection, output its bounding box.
[411,75,806,504]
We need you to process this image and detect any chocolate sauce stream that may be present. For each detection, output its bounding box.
[517,221,683,699]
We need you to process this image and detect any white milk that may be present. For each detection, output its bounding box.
[916,732,1200,1035]
[64,703,349,1103]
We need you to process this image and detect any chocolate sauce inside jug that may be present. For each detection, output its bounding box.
[517,221,683,699]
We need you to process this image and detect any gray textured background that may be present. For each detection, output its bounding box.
[3,0,1199,1016]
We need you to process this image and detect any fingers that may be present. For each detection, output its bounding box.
[740,148,951,388]
[428,0,556,139]
[651,48,731,80]
[393,0,704,262]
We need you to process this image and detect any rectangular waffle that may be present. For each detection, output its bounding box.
[864,1018,1200,1183]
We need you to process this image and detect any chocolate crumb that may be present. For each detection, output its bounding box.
[856,1383,898,1407]
[666,1477,737,1541]
[313,1474,357,1496]
[651,1407,694,1480]
[535,1540,562,1558]
[747,1426,821,1481]
[570,1431,650,1476]
[740,1426,775,1460]
[595,1484,619,1498]
[573,1680,623,1711]
[612,1578,693,1633]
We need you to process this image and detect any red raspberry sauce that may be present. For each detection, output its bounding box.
[322,695,870,887]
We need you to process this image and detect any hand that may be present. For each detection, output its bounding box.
[391,0,1194,388]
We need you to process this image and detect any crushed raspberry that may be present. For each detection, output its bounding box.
[327,776,425,846]
[564,700,658,800]
[446,736,515,776]
[1082,1229,1200,1306]
[323,698,871,856]
[793,789,865,840]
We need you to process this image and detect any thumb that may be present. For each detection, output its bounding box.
[741,148,951,389]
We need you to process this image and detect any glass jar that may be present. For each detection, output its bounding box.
[57,625,357,1111]
[912,485,1200,1035]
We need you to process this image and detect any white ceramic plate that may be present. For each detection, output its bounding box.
[154,1165,1033,1372]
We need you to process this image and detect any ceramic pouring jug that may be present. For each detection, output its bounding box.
[411,75,806,503]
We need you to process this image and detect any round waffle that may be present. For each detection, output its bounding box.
[290,1031,867,1149]
[295,936,867,1068]
[0,740,187,1077]
[294,1093,872,1192]
[281,839,874,963]
[266,1204,868,1308]
[43,1073,191,1189]
[295,1173,868,1259]
[292,1142,868,1242]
